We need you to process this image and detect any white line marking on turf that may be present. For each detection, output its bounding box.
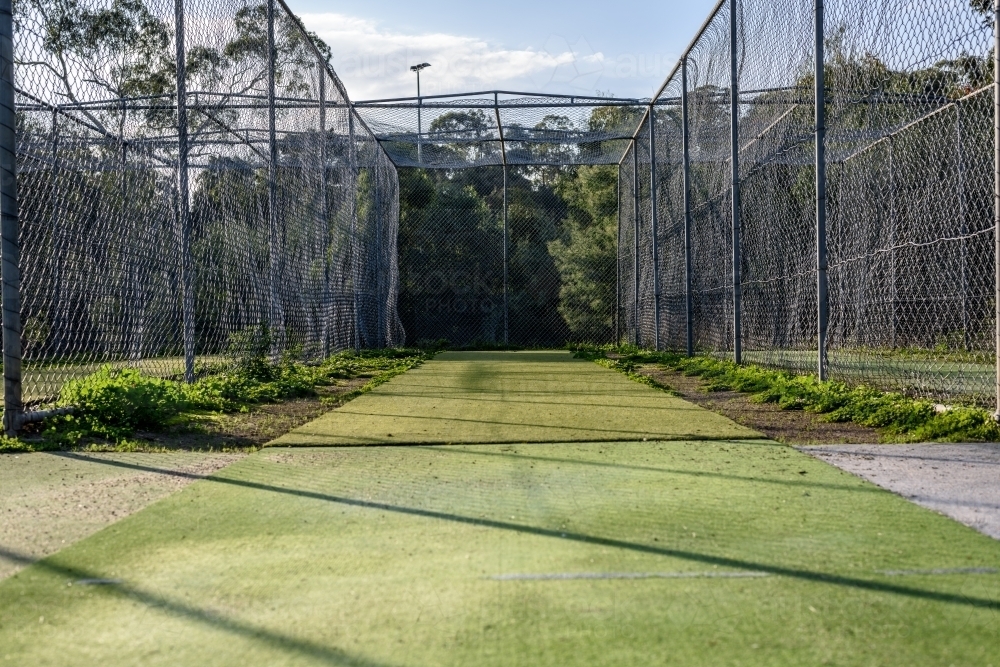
[878,567,997,576]
[488,571,770,581]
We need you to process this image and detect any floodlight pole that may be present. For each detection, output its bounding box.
[681,56,694,357]
[503,165,509,346]
[50,108,62,355]
[648,105,661,351]
[412,64,429,165]
[815,0,829,381]
[0,0,22,434]
[730,0,742,365]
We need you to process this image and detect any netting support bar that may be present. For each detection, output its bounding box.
[0,0,22,434]
[615,168,621,345]
[681,57,694,358]
[503,165,509,346]
[175,0,195,384]
[319,71,331,358]
[267,0,283,361]
[648,107,661,351]
[348,111,360,352]
[729,0,743,364]
[815,0,829,381]
[632,141,640,346]
[994,0,1000,419]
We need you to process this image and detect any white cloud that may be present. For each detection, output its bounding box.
[299,13,675,101]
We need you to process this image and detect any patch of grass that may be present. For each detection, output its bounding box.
[1,442,997,666]
[24,348,429,451]
[571,344,1000,442]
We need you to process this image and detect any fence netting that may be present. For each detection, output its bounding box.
[4,0,998,417]
[621,0,997,407]
[11,0,402,407]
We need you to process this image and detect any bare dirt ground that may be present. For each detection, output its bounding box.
[635,364,880,445]
[801,444,1000,540]
[0,451,242,580]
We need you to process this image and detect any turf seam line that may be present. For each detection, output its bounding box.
[488,571,770,581]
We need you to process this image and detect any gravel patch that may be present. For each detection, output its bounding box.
[0,451,243,580]
[801,444,1000,539]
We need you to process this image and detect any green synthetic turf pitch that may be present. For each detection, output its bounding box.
[1,353,998,665]
[270,351,760,446]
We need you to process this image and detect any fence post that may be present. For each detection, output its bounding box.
[374,159,384,348]
[815,0,829,381]
[50,108,62,355]
[994,0,999,419]
[729,0,743,364]
[348,112,360,352]
[318,69,331,358]
[682,57,694,357]
[0,0,22,434]
[174,0,195,384]
[502,165,509,346]
[648,104,661,351]
[632,140,640,347]
[615,167,621,345]
[266,0,282,361]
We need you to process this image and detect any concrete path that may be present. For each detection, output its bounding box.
[802,444,1000,539]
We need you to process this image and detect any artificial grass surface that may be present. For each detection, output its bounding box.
[0,442,997,666]
[269,351,760,446]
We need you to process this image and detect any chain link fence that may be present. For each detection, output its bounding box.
[2,0,997,429]
[3,0,402,428]
[621,0,999,409]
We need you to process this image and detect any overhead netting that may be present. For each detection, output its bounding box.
[622,0,997,406]
[11,0,402,405]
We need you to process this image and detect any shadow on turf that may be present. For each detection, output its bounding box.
[411,445,888,495]
[0,544,403,667]
[50,453,1000,612]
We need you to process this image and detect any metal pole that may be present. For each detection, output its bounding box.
[632,140,640,347]
[348,111,360,352]
[682,57,694,357]
[319,69,331,358]
[267,0,282,361]
[616,168,621,345]
[374,159,384,348]
[957,105,969,351]
[0,0,22,434]
[994,0,999,419]
[503,165,509,346]
[815,0,829,381]
[730,0,743,365]
[649,105,661,351]
[50,108,61,355]
[175,0,194,383]
[416,71,422,165]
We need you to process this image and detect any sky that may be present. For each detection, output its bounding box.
[282,0,721,102]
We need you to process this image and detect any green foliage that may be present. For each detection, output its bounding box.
[35,349,428,448]
[548,166,618,340]
[571,344,1000,442]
